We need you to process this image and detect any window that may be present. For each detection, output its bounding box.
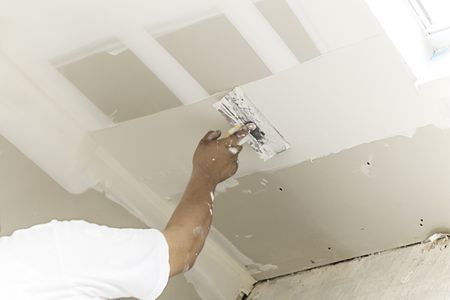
[409,0,450,51]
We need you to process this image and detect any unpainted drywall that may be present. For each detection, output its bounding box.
[213,125,450,279]
[59,50,182,123]
[248,238,450,299]
[157,15,271,95]
[0,135,200,300]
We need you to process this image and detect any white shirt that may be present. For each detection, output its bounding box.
[0,220,170,300]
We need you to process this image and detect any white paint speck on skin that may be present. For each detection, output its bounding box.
[228,147,239,155]
[183,264,190,272]
[193,226,203,237]
[206,202,213,216]
[210,191,215,202]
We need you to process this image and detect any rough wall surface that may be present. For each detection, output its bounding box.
[249,239,450,300]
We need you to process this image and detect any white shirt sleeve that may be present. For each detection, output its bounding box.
[0,220,170,300]
[53,220,171,300]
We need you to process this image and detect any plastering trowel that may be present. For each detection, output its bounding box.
[214,87,290,161]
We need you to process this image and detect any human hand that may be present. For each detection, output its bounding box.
[192,123,256,187]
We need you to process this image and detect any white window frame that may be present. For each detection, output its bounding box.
[408,0,450,52]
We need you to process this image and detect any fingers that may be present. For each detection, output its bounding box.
[225,123,256,146]
[202,130,222,142]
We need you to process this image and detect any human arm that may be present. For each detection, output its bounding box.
[163,124,255,277]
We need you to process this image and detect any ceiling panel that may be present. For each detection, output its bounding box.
[256,0,320,62]
[214,125,450,280]
[59,50,182,123]
[89,35,449,282]
[157,15,272,94]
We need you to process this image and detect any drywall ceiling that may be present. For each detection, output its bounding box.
[3,0,450,298]
[59,50,182,123]
[157,15,272,95]
[90,34,450,280]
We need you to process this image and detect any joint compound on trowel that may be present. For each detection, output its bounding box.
[214,87,290,161]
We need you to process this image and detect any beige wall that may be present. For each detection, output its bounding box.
[0,135,200,300]
[249,240,450,300]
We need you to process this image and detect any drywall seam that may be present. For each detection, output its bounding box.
[0,52,97,193]
[90,35,450,200]
[81,136,256,300]
[150,0,265,38]
[285,0,329,53]
[215,0,300,73]
[0,46,113,131]
[285,0,384,54]
[118,29,210,105]
[51,38,125,68]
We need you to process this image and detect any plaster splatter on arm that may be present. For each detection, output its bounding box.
[163,124,254,277]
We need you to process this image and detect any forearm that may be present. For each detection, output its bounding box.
[164,172,216,275]
[163,125,253,277]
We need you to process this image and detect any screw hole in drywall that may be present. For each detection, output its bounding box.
[279,187,283,192]
[366,162,371,165]
[328,247,332,251]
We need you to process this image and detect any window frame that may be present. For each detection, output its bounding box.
[408,0,450,51]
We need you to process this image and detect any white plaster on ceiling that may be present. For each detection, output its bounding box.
[256,0,320,62]
[286,0,384,53]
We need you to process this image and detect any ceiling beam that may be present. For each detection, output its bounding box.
[119,29,210,105]
[0,52,98,193]
[216,0,300,73]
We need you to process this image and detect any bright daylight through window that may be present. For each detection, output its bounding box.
[409,0,450,51]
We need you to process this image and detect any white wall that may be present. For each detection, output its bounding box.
[249,238,450,299]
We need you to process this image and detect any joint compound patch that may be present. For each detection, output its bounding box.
[214,87,290,161]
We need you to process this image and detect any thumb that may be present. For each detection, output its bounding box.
[202,130,222,142]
